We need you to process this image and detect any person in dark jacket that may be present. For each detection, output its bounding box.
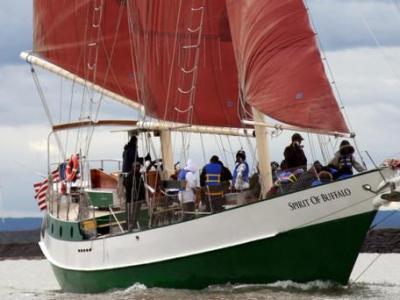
[329,140,365,178]
[291,160,323,191]
[283,133,307,171]
[200,155,223,187]
[123,162,145,231]
[218,160,232,193]
[122,135,138,173]
[200,155,224,212]
[271,161,280,182]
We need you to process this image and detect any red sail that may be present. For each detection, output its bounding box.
[225,0,349,133]
[33,0,242,128]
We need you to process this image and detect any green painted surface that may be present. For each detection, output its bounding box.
[50,211,376,293]
[46,214,84,241]
[87,191,113,208]
[46,209,149,241]
[95,211,125,225]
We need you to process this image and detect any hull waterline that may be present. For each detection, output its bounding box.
[49,211,375,293]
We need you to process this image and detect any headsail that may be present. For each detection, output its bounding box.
[226,0,349,134]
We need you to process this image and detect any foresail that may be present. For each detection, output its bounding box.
[33,0,244,128]
[226,0,350,134]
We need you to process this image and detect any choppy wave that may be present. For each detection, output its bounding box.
[1,254,400,299]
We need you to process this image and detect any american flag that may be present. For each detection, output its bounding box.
[33,169,60,211]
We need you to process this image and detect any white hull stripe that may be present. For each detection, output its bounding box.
[41,169,396,271]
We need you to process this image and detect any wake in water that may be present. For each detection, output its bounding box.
[1,254,400,299]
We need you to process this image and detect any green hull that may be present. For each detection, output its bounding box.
[51,211,375,293]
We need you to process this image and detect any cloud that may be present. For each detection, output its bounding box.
[0,64,138,127]
[0,124,48,214]
[323,47,400,150]
[0,0,32,64]
[0,65,49,126]
[324,46,400,107]
[308,0,400,51]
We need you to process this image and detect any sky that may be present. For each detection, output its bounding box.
[1,0,400,217]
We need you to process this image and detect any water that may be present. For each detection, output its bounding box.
[1,254,399,299]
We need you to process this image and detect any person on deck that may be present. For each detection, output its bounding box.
[275,165,300,194]
[311,170,334,186]
[218,159,232,193]
[271,161,280,182]
[232,150,250,191]
[178,160,198,220]
[200,155,224,212]
[122,135,138,173]
[200,155,222,187]
[290,160,323,191]
[328,140,366,178]
[283,133,307,171]
[123,161,145,231]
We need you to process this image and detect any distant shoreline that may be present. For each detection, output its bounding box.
[1,229,399,260]
[0,243,44,260]
[360,228,400,253]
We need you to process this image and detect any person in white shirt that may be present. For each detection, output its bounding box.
[178,159,198,220]
[233,150,250,191]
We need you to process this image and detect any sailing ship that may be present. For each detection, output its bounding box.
[22,0,400,293]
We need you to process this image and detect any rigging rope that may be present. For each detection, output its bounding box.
[304,0,368,169]
[126,0,141,110]
[84,0,126,158]
[199,133,207,165]
[59,77,63,123]
[349,3,400,169]
[127,0,152,124]
[244,135,257,172]
[307,131,317,164]
[226,136,236,163]
[303,0,354,132]
[163,0,183,121]
[219,135,229,166]
[350,253,381,285]
[64,80,76,155]
[356,5,400,82]
[394,0,400,12]
[316,135,328,164]
[213,135,224,162]
[30,65,65,160]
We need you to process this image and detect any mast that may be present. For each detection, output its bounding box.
[159,130,174,178]
[252,108,272,198]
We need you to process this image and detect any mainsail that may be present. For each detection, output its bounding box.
[33,0,242,128]
[34,0,348,133]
